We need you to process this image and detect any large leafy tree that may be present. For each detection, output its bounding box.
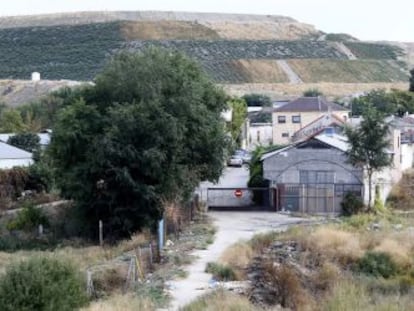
[49,49,228,240]
[345,105,392,211]
[227,98,247,146]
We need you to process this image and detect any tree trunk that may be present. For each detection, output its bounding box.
[367,171,373,212]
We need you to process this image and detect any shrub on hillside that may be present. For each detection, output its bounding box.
[357,251,397,278]
[6,201,49,232]
[0,257,88,311]
[341,192,364,216]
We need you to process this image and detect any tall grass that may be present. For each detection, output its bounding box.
[181,289,258,311]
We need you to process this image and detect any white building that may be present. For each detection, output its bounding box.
[0,142,33,169]
[249,123,273,149]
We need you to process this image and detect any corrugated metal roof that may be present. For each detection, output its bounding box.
[0,141,32,159]
[314,134,349,152]
[274,97,348,112]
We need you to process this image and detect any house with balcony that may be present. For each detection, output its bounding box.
[272,97,350,145]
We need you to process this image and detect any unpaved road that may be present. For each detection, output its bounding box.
[166,211,306,310]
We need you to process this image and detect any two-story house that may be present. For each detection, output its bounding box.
[272,96,350,145]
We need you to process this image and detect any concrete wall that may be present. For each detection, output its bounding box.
[272,111,348,145]
[249,123,273,149]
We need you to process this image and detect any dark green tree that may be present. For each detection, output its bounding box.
[7,133,40,153]
[49,49,228,240]
[242,93,272,107]
[345,105,392,211]
[410,68,414,92]
[303,88,323,97]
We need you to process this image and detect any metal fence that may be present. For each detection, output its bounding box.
[276,183,363,214]
[207,187,272,210]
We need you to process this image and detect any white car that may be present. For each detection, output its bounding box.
[227,155,243,167]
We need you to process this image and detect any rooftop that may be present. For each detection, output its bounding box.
[274,96,349,113]
[0,141,32,159]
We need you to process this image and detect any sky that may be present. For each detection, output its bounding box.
[0,0,413,42]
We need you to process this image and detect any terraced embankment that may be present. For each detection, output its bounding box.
[0,11,411,102]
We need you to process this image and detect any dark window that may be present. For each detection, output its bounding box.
[282,132,289,137]
[278,116,286,123]
[292,115,301,123]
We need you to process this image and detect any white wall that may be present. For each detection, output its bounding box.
[0,158,33,169]
[249,123,272,149]
[401,144,414,171]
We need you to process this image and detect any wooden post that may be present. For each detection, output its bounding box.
[99,220,103,247]
[86,270,94,297]
[149,242,153,269]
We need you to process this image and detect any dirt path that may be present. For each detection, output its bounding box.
[276,60,303,84]
[166,211,306,310]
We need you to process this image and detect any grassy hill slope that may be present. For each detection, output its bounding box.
[0,11,410,89]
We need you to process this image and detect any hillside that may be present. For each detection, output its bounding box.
[0,11,411,104]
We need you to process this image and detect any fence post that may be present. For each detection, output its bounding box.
[99,220,103,247]
[86,270,94,297]
[157,218,164,259]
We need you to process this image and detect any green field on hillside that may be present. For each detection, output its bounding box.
[344,42,404,60]
[0,22,123,80]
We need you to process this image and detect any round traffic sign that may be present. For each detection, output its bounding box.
[234,189,243,198]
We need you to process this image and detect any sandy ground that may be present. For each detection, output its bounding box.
[166,211,305,310]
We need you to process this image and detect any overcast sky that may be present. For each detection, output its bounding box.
[0,0,412,42]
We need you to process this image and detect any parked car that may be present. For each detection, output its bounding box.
[234,149,251,164]
[227,155,243,167]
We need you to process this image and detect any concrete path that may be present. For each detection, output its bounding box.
[166,211,306,310]
[334,42,357,60]
[277,60,303,84]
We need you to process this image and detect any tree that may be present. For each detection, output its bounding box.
[0,109,26,133]
[7,133,40,153]
[49,49,228,240]
[345,105,392,211]
[303,88,323,97]
[242,93,272,107]
[227,98,247,146]
[410,68,414,92]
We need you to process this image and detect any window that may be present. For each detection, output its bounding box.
[292,115,301,123]
[278,116,286,123]
[282,132,289,138]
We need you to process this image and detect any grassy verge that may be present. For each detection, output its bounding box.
[201,212,414,311]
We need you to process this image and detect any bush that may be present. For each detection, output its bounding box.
[205,262,237,281]
[357,252,398,278]
[341,192,364,216]
[6,201,49,232]
[0,257,88,311]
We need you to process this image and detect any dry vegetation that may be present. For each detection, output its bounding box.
[223,82,409,98]
[237,60,289,83]
[287,59,409,83]
[120,21,219,40]
[201,213,414,311]
[200,20,320,40]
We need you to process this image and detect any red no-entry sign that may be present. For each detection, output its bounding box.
[234,189,243,198]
